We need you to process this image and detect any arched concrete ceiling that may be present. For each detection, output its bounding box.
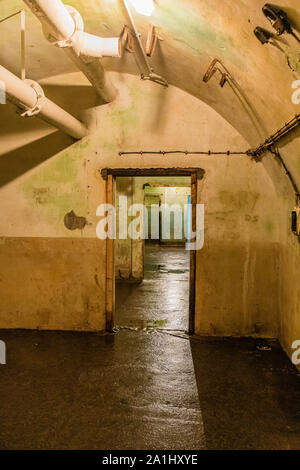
[1,0,300,191]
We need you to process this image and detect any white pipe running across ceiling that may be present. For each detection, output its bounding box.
[23,0,120,102]
[0,65,88,139]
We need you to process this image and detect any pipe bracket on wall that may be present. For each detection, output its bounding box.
[291,207,300,238]
[122,25,135,53]
[146,24,162,57]
[45,5,82,48]
[18,79,46,117]
[123,0,168,88]
[0,65,88,139]
[203,59,228,88]
[141,72,168,87]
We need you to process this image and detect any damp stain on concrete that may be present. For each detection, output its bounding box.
[100,86,142,152]
[32,187,51,205]
[219,190,260,211]
[106,92,139,132]
[152,0,244,68]
[20,138,91,227]
[64,210,88,231]
[94,273,101,290]
[264,218,275,235]
[283,45,300,73]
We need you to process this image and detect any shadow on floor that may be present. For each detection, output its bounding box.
[0,330,299,449]
[0,245,299,449]
[190,336,300,450]
[0,329,205,450]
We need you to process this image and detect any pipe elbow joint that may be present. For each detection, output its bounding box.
[72,32,121,59]
[42,5,121,59]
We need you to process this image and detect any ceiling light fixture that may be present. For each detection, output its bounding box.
[129,0,155,17]
[254,27,272,45]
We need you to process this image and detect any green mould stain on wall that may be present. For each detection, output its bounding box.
[107,89,139,129]
[100,85,140,150]
[152,0,243,67]
[264,218,275,235]
[65,0,121,26]
[20,81,142,233]
[218,190,260,212]
[21,138,91,232]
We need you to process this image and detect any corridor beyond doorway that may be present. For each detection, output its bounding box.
[115,175,192,333]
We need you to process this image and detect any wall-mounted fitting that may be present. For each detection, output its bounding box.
[122,25,134,53]
[145,24,161,57]
[291,206,300,237]
[248,114,300,159]
[141,72,168,87]
[203,59,228,87]
[123,0,168,87]
[262,4,293,36]
[0,65,87,139]
[254,6,300,71]
[18,79,46,117]
[254,27,272,45]
[202,58,263,137]
[262,3,300,43]
[23,0,119,102]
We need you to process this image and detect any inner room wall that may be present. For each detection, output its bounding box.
[0,72,281,339]
[144,184,191,243]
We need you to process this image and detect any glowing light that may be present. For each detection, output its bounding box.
[129,0,155,16]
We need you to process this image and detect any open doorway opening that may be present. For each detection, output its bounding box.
[115,176,192,333]
[101,168,203,335]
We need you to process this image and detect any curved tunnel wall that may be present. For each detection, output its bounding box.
[0,0,299,367]
[0,73,282,340]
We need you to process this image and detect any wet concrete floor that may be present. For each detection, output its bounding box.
[0,246,299,449]
[116,244,190,332]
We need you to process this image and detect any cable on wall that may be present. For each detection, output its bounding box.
[269,146,300,206]
[248,114,300,160]
[119,150,247,156]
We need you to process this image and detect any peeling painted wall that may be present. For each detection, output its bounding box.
[0,73,282,339]
[0,0,299,369]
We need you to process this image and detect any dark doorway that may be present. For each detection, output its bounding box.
[115,176,191,333]
[101,168,204,334]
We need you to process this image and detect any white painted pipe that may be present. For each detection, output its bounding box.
[72,33,121,58]
[0,65,88,139]
[23,0,119,102]
[24,0,75,40]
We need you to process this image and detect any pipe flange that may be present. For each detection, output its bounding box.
[19,80,46,117]
[47,6,84,48]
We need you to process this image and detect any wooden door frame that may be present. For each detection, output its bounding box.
[101,168,205,335]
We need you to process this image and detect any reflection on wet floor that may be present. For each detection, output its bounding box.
[0,246,299,449]
[116,245,190,332]
[0,329,206,450]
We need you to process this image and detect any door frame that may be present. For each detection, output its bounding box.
[101,168,205,335]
